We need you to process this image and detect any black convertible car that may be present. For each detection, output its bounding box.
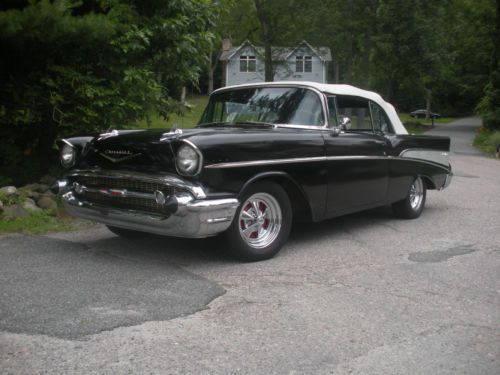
[53,82,452,261]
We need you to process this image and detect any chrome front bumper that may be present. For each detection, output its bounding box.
[442,171,453,189]
[56,171,239,238]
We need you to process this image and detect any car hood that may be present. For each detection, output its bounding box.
[79,126,324,174]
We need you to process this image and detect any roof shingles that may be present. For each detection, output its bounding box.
[220,40,332,62]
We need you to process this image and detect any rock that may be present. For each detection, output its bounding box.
[25,197,36,205]
[40,175,56,186]
[26,190,41,200]
[3,204,29,219]
[37,196,58,210]
[24,183,41,191]
[22,200,41,212]
[0,186,17,196]
[23,183,48,193]
[37,184,49,193]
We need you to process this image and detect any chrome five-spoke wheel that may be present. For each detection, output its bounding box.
[238,192,282,249]
[392,176,427,219]
[225,182,292,261]
[409,177,425,210]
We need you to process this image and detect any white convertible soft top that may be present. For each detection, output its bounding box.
[217,81,408,135]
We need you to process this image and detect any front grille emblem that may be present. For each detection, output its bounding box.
[100,149,142,163]
[154,190,166,205]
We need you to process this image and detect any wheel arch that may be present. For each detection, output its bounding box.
[420,175,437,190]
[239,171,313,222]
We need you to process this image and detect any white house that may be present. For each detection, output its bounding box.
[220,40,332,86]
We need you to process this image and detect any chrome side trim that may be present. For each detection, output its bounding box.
[205,156,326,169]
[204,154,452,170]
[326,155,388,161]
[399,148,449,167]
[205,155,388,169]
[67,169,207,199]
[389,155,451,171]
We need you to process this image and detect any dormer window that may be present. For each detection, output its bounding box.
[296,56,312,73]
[240,55,256,72]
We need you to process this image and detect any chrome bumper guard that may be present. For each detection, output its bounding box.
[443,172,453,189]
[56,171,239,238]
[442,171,453,189]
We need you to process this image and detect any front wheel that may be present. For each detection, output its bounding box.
[224,182,292,261]
[392,176,426,219]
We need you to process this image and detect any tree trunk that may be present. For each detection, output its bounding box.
[254,0,274,81]
[180,86,186,104]
[425,88,432,121]
[207,52,214,94]
[334,62,340,83]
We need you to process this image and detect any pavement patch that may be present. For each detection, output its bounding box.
[408,245,476,263]
[0,235,225,340]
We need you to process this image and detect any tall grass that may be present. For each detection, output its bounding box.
[136,95,209,129]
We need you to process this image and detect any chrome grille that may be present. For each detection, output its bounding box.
[71,175,182,215]
[74,176,177,195]
[82,191,170,215]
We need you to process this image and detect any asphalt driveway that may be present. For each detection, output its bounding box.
[1,117,499,374]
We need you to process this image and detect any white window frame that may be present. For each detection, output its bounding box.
[296,55,312,73]
[240,55,256,73]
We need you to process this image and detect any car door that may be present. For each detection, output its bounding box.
[323,95,389,217]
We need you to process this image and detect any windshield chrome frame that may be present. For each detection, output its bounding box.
[200,84,331,130]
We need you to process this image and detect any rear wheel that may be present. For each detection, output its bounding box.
[225,182,292,261]
[106,225,148,238]
[392,176,426,219]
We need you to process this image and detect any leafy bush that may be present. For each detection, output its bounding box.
[0,0,218,184]
[473,129,500,154]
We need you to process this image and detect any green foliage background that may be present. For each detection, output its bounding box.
[0,0,498,184]
[224,0,498,116]
[0,0,217,184]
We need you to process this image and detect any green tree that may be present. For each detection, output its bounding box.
[0,0,218,183]
[477,0,500,129]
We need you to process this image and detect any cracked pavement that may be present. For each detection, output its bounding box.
[1,117,499,374]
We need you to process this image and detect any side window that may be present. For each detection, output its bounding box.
[370,102,394,134]
[212,101,224,122]
[336,96,372,131]
[287,90,325,126]
[327,96,338,127]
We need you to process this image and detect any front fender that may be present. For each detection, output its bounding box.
[238,171,314,222]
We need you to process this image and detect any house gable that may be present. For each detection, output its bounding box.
[221,40,331,86]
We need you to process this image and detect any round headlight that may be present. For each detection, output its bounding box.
[60,144,76,168]
[176,143,201,175]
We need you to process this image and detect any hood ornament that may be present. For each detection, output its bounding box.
[160,125,183,142]
[97,129,119,141]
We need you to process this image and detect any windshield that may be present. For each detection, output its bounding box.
[199,87,325,127]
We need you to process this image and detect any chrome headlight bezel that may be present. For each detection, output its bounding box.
[60,140,77,169]
[175,141,203,176]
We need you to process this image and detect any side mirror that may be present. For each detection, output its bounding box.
[341,116,351,131]
[330,127,341,137]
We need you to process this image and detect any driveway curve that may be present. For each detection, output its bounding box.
[1,117,499,375]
